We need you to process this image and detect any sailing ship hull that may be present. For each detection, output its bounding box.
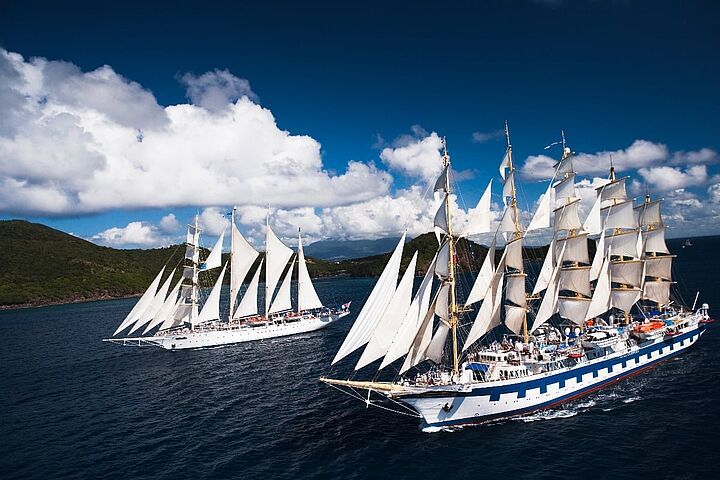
[396,319,708,429]
[108,311,349,350]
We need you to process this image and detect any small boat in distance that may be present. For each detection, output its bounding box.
[104,209,350,350]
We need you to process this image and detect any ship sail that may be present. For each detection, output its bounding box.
[201,230,224,271]
[145,278,183,334]
[129,268,176,334]
[297,233,323,311]
[113,267,165,335]
[234,260,264,319]
[331,234,406,364]
[230,217,259,318]
[269,257,296,314]
[265,224,294,314]
[196,263,227,324]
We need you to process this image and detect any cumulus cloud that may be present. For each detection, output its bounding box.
[0,49,391,216]
[637,165,708,191]
[92,221,168,248]
[159,213,181,233]
[380,129,443,181]
[180,69,258,112]
[708,183,720,204]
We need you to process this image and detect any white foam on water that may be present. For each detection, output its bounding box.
[622,396,641,404]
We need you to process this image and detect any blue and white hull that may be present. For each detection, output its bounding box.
[397,323,709,429]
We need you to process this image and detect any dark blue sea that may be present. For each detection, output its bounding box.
[2,237,719,480]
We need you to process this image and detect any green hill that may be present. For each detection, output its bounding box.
[0,220,530,308]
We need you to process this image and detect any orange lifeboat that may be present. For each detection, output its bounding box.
[634,320,666,333]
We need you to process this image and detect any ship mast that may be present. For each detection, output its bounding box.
[190,214,200,328]
[442,138,460,378]
[504,121,528,343]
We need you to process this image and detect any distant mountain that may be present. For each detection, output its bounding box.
[304,237,404,260]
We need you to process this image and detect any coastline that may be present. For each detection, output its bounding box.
[0,292,143,311]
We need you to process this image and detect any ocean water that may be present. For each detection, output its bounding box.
[1,237,719,480]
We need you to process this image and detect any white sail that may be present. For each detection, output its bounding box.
[380,254,437,370]
[297,235,323,311]
[185,245,199,264]
[462,251,507,351]
[610,260,643,287]
[559,266,591,296]
[635,200,662,227]
[589,230,606,281]
[265,225,294,314]
[201,230,224,271]
[643,280,671,305]
[234,260,263,319]
[332,234,406,364]
[435,283,450,320]
[505,305,527,335]
[355,252,418,370]
[196,263,227,324]
[499,205,517,233]
[399,295,438,374]
[186,225,199,246]
[269,257,296,314]
[586,254,611,320]
[554,173,577,206]
[505,237,523,271]
[425,322,450,364]
[146,278,183,333]
[601,200,637,230]
[129,268,176,334]
[499,150,509,179]
[434,194,448,232]
[557,297,591,325]
[435,240,450,278]
[645,256,672,280]
[465,242,495,305]
[230,222,259,316]
[506,273,527,307]
[556,233,589,264]
[434,165,448,192]
[529,243,567,333]
[597,177,628,204]
[583,194,603,235]
[611,288,641,313]
[461,180,493,236]
[644,226,669,254]
[527,186,554,232]
[532,237,555,295]
[555,156,573,176]
[113,267,165,335]
[503,170,515,199]
[605,230,640,258]
[554,199,583,232]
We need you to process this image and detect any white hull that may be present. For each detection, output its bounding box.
[107,311,349,350]
[396,320,707,429]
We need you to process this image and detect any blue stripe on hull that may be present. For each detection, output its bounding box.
[414,325,706,428]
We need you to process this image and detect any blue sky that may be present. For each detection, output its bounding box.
[0,0,718,247]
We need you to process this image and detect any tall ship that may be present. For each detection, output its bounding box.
[321,124,713,430]
[104,209,350,350]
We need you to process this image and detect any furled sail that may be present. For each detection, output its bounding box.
[269,257,296,314]
[230,222,259,317]
[297,234,323,311]
[196,263,227,324]
[265,225,294,314]
[234,260,264,319]
[201,230,224,271]
[331,234,406,364]
[113,267,165,335]
[355,252,418,370]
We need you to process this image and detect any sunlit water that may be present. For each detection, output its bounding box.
[1,238,719,479]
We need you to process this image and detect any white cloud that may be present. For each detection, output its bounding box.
[180,69,258,112]
[380,130,443,181]
[472,129,504,143]
[638,165,708,191]
[92,221,167,248]
[159,213,181,233]
[708,183,720,204]
[198,207,229,236]
[0,49,391,216]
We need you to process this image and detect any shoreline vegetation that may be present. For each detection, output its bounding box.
[18,219,707,311]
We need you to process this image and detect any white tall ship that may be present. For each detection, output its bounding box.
[105,210,350,350]
[322,125,713,430]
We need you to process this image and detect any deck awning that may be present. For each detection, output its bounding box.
[465,362,490,372]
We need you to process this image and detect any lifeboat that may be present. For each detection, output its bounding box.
[634,320,666,333]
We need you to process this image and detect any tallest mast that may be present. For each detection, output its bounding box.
[442,138,460,378]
